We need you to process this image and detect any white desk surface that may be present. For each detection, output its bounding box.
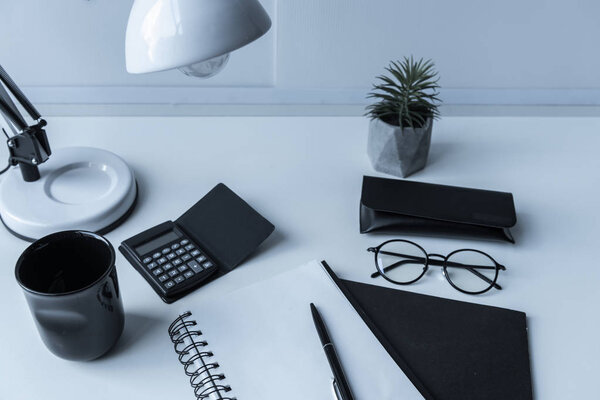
[1,116,598,399]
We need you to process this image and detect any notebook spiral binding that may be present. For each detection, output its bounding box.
[168,311,236,400]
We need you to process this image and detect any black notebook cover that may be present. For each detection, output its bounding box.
[322,262,533,400]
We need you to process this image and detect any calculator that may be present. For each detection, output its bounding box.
[119,183,275,303]
[119,221,218,303]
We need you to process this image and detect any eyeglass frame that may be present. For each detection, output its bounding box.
[367,239,506,295]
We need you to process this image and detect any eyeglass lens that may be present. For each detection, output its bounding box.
[376,241,427,284]
[445,250,498,293]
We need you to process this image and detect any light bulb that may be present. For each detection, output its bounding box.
[177,53,230,78]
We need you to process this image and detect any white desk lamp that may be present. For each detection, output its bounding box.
[0,66,138,241]
[125,0,271,76]
[0,0,270,241]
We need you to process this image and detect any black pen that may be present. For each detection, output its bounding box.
[310,303,355,400]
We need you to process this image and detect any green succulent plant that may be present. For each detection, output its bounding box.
[366,57,441,128]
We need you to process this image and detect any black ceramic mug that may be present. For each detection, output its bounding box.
[15,231,125,361]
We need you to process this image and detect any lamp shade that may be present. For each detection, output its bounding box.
[125,0,271,74]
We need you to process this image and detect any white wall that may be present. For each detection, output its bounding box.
[1,0,599,111]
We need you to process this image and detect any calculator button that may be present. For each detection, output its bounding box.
[163,263,174,271]
[196,255,206,263]
[168,270,178,277]
[174,275,185,284]
[162,248,170,254]
[158,274,168,282]
[166,252,176,260]
[157,257,167,265]
[181,254,192,261]
[152,268,163,276]
[190,249,201,257]
[188,260,203,273]
[171,243,180,250]
[152,252,161,259]
[143,257,152,264]
[147,262,158,269]
[185,244,195,251]
[176,249,186,255]
[173,259,182,266]
[177,265,188,272]
[180,239,189,245]
[202,261,214,268]
[184,271,195,279]
[164,281,175,289]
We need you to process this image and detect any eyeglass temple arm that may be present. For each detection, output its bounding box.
[368,250,503,290]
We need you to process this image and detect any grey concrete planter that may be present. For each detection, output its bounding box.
[367,117,433,178]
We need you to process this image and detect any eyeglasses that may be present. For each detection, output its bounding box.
[367,239,506,295]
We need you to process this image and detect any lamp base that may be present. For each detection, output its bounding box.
[0,147,138,241]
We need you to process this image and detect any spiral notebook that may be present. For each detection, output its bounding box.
[167,260,424,400]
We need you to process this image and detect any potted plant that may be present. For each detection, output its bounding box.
[366,57,441,177]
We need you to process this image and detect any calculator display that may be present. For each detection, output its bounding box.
[135,231,180,256]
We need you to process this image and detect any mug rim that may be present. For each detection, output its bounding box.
[14,230,116,297]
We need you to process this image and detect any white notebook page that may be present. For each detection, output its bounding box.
[188,260,424,400]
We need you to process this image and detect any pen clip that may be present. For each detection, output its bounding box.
[332,379,342,400]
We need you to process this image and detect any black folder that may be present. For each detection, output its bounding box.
[322,262,533,400]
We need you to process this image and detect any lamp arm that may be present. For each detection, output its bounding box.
[0,64,51,182]
[0,65,41,120]
[0,84,28,131]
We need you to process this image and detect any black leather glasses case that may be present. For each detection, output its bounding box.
[360,176,517,242]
